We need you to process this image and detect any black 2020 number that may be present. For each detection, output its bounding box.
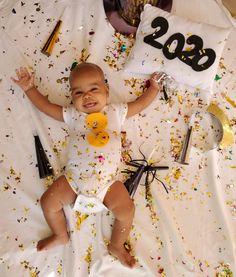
[143,17,216,72]
[163,33,185,60]
[143,16,169,49]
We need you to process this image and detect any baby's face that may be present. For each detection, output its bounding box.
[70,67,108,114]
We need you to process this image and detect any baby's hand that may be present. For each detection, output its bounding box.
[149,72,165,90]
[11,67,35,92]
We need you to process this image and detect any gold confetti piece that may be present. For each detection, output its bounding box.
[178,95,183,104]
[219,61,226,70]
[56,77,69,84]
[206,191,212,198]
[57,261,63,274]
[173,168,182,180]
[44,175,55,188]
[224,96,236,108]
[79,48,91,63]
[91,225,96,237]
[184,46,193,52]
[170,137,182,159]
[20,261,39,277]
[84,245,92,263]
[3,183,11,191]
[18,244,24,251]
[75,211,89,230]
[84,244,92,274]
[148,159,154,165]
[164,174,171,185]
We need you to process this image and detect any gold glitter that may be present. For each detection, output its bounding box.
[224,96,236,108]
[124,77,146,96]
[56,77,69,84]
[84,244,92,274]
[18,244,24,251]
[79,48,91,63]
[178,95,183,104]
[10,167,21,183]
[170,136,182,159]
[44,175,55,189]
[20,261,39,277]
[206,191,212,198]
[173,168,182,180]
[57,260,63,274]
[215,262,233,277]
[3,183,11,191]
[75,211,89,230]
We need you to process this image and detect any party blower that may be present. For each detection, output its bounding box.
[122,147,169,198]
[34,134,54,179]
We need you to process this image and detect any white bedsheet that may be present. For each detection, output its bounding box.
[0,0,235,276]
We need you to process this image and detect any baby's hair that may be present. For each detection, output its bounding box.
[69,62,106,85]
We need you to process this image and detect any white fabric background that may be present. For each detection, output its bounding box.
[0,0,235,276]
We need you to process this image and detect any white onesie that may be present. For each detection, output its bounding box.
[63,103,128,213]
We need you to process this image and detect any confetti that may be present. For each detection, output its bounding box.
[84,244,92,274]
[215,74,222,81]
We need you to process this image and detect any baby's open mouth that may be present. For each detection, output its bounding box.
[83,102,97,109]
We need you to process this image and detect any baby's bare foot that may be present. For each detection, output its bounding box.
[37,233,69,251]
[108,244,136,268]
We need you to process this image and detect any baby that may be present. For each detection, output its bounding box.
[11,63,163,268]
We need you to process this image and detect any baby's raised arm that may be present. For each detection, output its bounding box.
[126,72,164,118]
[11,67,64,122]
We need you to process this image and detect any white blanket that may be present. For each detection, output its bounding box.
[0,0,235,276]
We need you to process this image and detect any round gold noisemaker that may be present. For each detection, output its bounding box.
[207,102,234,149]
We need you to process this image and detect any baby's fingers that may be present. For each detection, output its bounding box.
[20,67,30,77]
[11,76,19,84]
[151,72,165,84]
[15,68,21,79]
[15,67,30,79]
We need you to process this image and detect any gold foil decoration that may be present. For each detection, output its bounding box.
[41,20,62,56]
[207,102,234,149]
[118,0,158,26]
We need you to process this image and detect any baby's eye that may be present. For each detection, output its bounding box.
[74,91,82,95]
[91,87,98,91]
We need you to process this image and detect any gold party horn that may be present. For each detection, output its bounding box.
[41,19,62,56]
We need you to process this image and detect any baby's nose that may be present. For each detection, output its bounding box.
[83,92,91,99]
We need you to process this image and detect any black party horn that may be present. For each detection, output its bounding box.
[34,135,53,178]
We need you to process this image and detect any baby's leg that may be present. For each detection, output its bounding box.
[37,175,77,251]
[103,181,135,268]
